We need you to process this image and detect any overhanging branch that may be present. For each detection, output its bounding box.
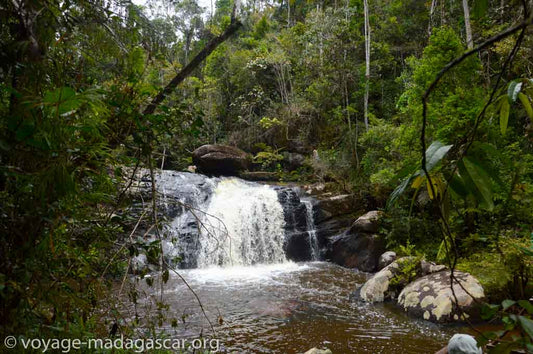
[142,20,242,116]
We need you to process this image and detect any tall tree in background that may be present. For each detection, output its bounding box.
[363,0,371,129]
[462,0,473,49]
[174,0,204,62]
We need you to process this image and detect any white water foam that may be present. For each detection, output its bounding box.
[197,178,287,267]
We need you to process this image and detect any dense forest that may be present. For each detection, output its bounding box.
[1,0,533,351]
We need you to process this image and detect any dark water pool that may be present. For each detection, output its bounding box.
[134,262,460,353]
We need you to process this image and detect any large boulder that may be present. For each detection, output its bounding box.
[192,144,250,176]
[313,194,357,224]
[357,257,448,303]
[349,210,383,234]
[327,232,385,272]
[315,216,353,249]
[398,270,485,323]
[326,210,386,272]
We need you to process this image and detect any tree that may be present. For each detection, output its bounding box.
[462,0,473,49]
[363,0,371,129]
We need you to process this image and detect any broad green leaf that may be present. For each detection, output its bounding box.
[387,175,414,208]
[518,92,533,118]
[15,122,35,141]
[449,172,468,198]
[500,99,510,135]
[518,300,533,314]
[425,141,453,171]
[43,87,81,115]
[481,303,499,320]
[458,157,494,210]
[507,81,522,102]
[502,299,516,310]
[518,316,533,339]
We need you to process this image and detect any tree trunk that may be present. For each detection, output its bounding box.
[287,0,291,27]
[363,0,370,129]
[428,0,437,36]
[462,0,473,49]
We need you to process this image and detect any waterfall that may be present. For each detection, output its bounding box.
[133,170,319,270]
[197,179,287,267]
[302,199,319,260]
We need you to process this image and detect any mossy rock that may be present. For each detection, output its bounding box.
[397,270,485,323]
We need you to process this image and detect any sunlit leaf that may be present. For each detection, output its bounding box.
[425,141,453,171]
[411,175,424,189]
[44,87,82,115]
[500,99,510,135]
[518,92,533,118]
[507,81,522,102]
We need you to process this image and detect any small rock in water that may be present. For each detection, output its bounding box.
[303,348,332,354]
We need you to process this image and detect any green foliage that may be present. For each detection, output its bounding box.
[253,144,284,170]
[1,0,532,344]
[477,299,533,352]
[388,256,424,295]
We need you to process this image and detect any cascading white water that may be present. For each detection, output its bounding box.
[196,178,287,267]
[302,199,319,260]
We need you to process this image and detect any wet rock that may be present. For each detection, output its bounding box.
[398,270,485,323]
[285,231,314,261]
[349,210,383,234]
[192,144,251,176]
[327,232,385,272]
[314,194,357,224]
[420,260,447,275]
[276,187,309,233]
[315,217,352,248]
[275,187,317,261]
[378,251,397,270]
[239,171,279,181]
[303,348,332,354]
[358,257,417,302]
